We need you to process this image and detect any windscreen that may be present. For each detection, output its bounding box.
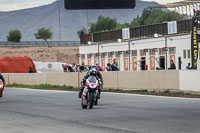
[88,76,96,83]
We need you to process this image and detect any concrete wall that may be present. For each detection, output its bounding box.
[7,73,46,85]
[179,71,200,91]
[102,72,118,89]
[117,71,179,90]
[46,73,79,87]
[2,71,200,92]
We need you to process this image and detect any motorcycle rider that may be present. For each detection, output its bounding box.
[0,73,5,97]
[78,65,103,99]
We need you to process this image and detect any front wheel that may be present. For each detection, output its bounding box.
[0,87,3,98]
[81,103,87,109]
[88,92,95,109]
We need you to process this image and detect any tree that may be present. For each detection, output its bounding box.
[7,29,22,42]
[34,28,52,47]
[115,23,130,30]
[78,8,184,35]
[130,7,184,27]
[89,16,118,33]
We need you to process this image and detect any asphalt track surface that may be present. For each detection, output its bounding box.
[0,88,200,133]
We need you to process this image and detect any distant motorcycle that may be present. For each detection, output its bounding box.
[0,79,4,98]
[81,76,99,109]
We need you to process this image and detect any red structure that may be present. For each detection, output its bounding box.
[0,57,37,73]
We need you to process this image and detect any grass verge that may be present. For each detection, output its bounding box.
[6,83,79,91]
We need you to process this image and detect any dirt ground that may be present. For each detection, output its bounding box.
[0,47,79,64]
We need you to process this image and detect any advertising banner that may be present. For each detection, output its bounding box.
[191,17,199,69]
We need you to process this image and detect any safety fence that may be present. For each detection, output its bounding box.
[0,41,80,47]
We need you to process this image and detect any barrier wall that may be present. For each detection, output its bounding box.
[179,71,200,91]
[8,73,46,85]
[46,73,79,87]
[2,71,200,92]
[117,71,179,90]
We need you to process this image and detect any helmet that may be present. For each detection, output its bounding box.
[90,68,97,76]
[90,65,97,71]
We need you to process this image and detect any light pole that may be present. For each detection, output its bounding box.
[97,42,100,65]
[86,10,89,34]
[118,39,134,71]
[128,40,131,71]
[165,36,168,70]
[154,34,170,70]
[58,0,62,41]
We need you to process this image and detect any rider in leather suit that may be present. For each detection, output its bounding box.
[78,66,103,99]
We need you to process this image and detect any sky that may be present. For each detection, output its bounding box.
[0,0,182,11]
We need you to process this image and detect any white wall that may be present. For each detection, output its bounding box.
[175,35,191,70]
[34,61,66,73]
[179,70,200,91]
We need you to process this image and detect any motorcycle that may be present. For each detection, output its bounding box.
[81,76,99,109]
[0,79,4,98]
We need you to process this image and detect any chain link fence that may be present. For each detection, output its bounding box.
[0,41,80,47]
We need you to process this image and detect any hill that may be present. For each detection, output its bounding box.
[0,47,79,64]
[0,0,160,41]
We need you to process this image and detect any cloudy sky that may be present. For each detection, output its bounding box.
[0,0,182,11]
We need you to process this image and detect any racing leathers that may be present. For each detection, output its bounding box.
[0,73,5,98]
[0,73,5,86]
[78,70,103,98]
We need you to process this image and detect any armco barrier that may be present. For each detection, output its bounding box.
[2,71,200,91]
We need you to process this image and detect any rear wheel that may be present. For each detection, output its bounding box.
[89,92,94,109]
[94,92,98,105]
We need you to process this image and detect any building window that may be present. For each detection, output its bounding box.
[81,54,85,59]
[140,50,146,56]
[87,54,92,59]
[94,53,98,59]
[101,53,105,58]
[188,49,190,59]
[123,51,128,57]
[116,51,120,57]
[149,49,155,55]
[132,50,137,56]
[169,47,176,54]
[108,52,112,58]
[159,48,165,55]
[183,50,186,59]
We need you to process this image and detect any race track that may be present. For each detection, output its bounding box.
[0,88,200,133]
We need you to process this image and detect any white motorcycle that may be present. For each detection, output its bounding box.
[81,76,100,109]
